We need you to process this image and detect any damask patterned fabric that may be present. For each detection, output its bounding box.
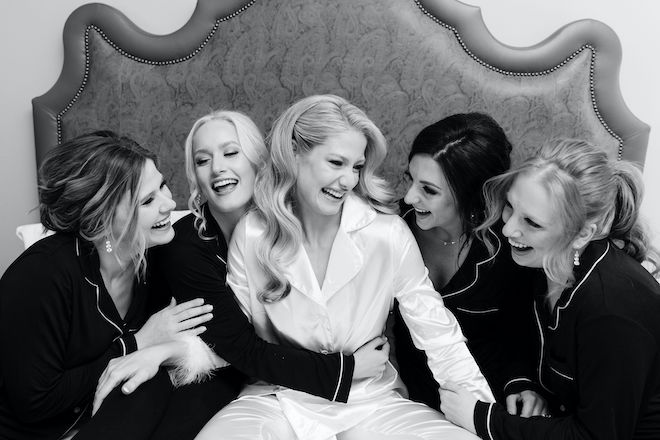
[60,0,618,206]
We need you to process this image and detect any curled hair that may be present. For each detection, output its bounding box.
[39,130,157,277]
[478,139,655,286]
[254,94,396,303]
[183,110,268,239]
[409,113,512,254]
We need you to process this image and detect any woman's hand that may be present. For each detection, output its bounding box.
[506,389,548,417]
[93,342,181,415]
[439,381,478,435]
[352,336,390,379]
[134,297,213,349]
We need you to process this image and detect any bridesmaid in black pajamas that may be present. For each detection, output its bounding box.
[394,113,544,413]
[440,139,660,440]
[0,131,213,440]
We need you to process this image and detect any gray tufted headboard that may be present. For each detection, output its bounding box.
[32,0,650,207]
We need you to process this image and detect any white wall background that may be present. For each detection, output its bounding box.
[0,0,658,275]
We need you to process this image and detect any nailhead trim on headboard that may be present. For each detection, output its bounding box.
[414,0,624,159]
[54,0,623,160]
[55,0,257,145]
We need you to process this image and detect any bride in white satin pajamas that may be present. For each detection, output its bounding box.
[195,95,494,440]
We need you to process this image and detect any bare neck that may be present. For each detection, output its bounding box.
[297,210,341,289]
[298,210,341,248]
[546,277,566,312]
[95,241,136,319]
[209,205,246,245]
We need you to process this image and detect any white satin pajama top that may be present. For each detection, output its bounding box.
[227,195,494,436]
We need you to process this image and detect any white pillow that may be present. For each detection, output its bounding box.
[16,210,191,250]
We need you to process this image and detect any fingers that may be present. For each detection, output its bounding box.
[172,298,206,315]
[520,395,535,417]
[358,336,387,351]
[177,313,213,331]
[530,398,548,417]
[379,340,390,358]
[506,393,519,415]
[94,370,125,415]
[538,401,549,417]
[120,369,151,395]
[180,326,207,337]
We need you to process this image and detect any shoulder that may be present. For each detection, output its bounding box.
[172,211,197,234]
[3,234,78,279]
[170,213,202,246]
[153,211,219,268]
[0,234,82,304]
[228,210,266,256]
[238,210,267,236]
[357,210,411,242]
[576,242,660,325]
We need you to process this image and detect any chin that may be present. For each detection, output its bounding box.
[321,204,343,217]
[210,193,251,213]
[510,252,542,269]
[148,228,175,248]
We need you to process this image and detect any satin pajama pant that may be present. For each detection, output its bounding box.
[195,393,479,440]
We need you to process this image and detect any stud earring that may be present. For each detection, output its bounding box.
[573,250,580,266]
[105,240,113,253]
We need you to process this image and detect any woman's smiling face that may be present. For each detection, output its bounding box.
[112,159,176,250]
[294,129,366,220]
[403,154,462,233]
[192,119,257,216]
[501,172,565,268]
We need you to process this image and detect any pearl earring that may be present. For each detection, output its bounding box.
[105,240,113,253]
[573,250,580,266]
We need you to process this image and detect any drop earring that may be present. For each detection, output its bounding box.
[573,250,580,266]
[105,239,113,253]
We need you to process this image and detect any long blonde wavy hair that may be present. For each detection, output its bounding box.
[183,110,268,239]
[254,94,396,303]
[478,138,657,287]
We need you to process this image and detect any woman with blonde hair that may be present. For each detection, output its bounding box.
[93,110,389,439]
[440,139,660,440]
[196,95,493,440]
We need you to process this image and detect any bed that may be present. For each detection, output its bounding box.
[30,0,650,211]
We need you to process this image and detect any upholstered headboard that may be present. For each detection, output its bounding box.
[32,0,650,207]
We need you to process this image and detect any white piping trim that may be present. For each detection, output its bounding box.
[485,402,495,440]
[75,237,80,256]
[332,354,344,401]
[442,229,500,299]
[503,377,532,389]
[550,242,610,330]
[216,254,227,266]
[549,365,574,381]
[84,277,122,334]
[533,302,552,395]
[116,337,127,355]
[456,306,499,314]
